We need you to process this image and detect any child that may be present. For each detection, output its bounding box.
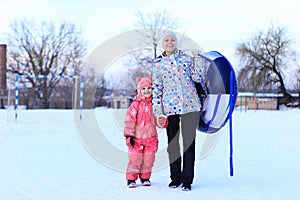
[123,76,165,188]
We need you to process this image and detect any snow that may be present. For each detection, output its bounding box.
[1,108,300,200]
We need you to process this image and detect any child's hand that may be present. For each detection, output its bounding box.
[157,115,168,128]
[126,136,135,147]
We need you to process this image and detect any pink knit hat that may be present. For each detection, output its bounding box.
[136,76,152,95]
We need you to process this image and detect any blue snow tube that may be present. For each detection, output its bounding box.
[195,51,238,134]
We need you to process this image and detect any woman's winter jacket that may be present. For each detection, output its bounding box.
[152,50,207,117]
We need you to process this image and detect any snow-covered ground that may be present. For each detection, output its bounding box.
[1,107,299,200]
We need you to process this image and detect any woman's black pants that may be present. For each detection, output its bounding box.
[166,111,199,184]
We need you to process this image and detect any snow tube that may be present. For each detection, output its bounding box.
[195,51,238,133]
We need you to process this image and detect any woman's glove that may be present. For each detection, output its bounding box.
[157,115,168,128]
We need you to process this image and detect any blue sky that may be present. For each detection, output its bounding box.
[1,0,299,69]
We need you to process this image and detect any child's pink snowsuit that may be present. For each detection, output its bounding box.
[124,77,158,181]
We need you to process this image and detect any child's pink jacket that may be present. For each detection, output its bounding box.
[123,95,157,139]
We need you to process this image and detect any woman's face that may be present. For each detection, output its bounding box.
[163,35,177,55]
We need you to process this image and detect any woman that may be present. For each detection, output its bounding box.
[152,32,207,191]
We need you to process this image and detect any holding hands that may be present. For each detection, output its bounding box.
[157,115,168,128]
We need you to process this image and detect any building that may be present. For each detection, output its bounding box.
[111,96,133,109]
[111,88,135,109]
[237,92,299,110]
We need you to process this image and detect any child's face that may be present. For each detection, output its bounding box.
[141,86,152,98]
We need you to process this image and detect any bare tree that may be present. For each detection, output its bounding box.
[6,18,87,108]
[117,9,179,91]
[126,9,179,76]
[235,23,297,104]
[95,73,110,107]
[134,9,179,60]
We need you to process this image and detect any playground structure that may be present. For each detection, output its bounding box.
[14,74,84,121]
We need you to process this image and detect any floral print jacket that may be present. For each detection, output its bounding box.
[152,50,207,117]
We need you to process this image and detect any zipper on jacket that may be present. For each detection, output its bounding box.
[174,57,185,113]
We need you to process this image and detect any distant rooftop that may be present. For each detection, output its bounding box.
[238,92,299,98]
